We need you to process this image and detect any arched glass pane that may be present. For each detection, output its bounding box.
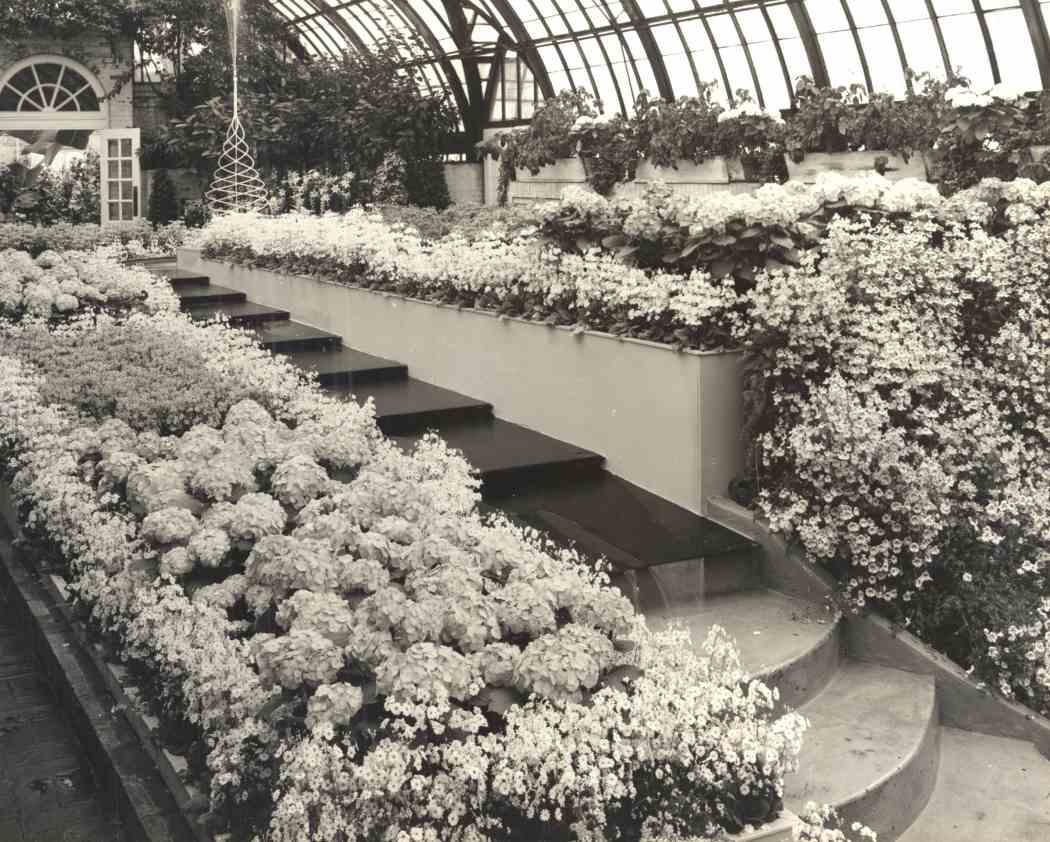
[985,8,1041,90]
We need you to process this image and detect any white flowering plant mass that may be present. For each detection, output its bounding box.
[0,253,808,841]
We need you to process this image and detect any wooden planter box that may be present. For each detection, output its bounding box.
[785,150,927,182]
[178,249,745,515]
[634,158,731,185]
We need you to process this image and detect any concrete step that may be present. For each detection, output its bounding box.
[329,377,493,435]
[639,586,842,710]
[786,661,939,841]
[175,283,246,306]
[288,347,408,386]
[392,418,604,496]
[252,320,341,353]
[897,727,1050,842]
[186,300,291,326]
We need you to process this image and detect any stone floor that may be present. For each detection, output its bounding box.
[0,591,123,842]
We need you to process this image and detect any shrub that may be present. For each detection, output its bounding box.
[148,169,181,226]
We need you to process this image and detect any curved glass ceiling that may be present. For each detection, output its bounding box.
[270,1,1050,129]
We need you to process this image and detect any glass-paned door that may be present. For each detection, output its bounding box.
[98,128,140,223]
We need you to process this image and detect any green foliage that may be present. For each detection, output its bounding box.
[572,113,642,196]
[371,153,409,207]
[403,156,451,210]
[629,87,722,169]
[0,152,99,226]
[0,320,245,435]
[489,90,599,204]
[0,220,185,256]
[148,169,180,226]
[154,40,456,182]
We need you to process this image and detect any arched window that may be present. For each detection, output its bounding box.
[0,56,107,130]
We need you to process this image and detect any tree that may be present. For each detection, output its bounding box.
[148,168,180,225]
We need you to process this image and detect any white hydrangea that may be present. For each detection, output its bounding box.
[140,506,199,545]
[271,454,329,509]
[305,682,364,731]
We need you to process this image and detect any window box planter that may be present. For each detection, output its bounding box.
[178,248,745,516]
[785,150,927,182]
[634,158,732,185]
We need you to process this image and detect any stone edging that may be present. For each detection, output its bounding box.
[0,483,209,842]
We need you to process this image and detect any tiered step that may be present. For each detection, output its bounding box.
[187,300,290,326]
[392,418,605,495]
[500,471,754,571]
[175,283,247,307]
[640,582,842,710]
[786,662,939,840]
[252,320,341,353]
[329,378,492,435]
[290,348,406,386]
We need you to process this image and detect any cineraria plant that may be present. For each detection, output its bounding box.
[710,91,787,182]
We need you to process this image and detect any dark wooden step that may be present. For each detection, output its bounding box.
[497,471,757,571]
[289,347,407,386]
[253,320,341,353]
[187,300,290,326]
[392,418,604,496]
[328,377,492,435]
[165,269,211,288]
[176,284,246,305]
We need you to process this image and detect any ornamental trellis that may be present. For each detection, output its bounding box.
[205,0,267,214]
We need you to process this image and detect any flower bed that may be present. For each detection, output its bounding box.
[743,180,1050,717]
[0,247,179,319]
[0,220,188,257]
[196,171,1010,353]
[0,256,808,840]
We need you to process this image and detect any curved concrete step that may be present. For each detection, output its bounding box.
[786,661,939,842]
[640,587,842,710]
[897,727,1050,842]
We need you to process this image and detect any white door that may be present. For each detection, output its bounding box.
[98,128,141,223]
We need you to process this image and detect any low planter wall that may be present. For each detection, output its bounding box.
[784,150,927,182]
[509,156,759,203]
[178,249,745,516]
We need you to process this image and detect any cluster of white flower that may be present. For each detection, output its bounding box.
[717,101,784,124]
[750,208,1050,712]
[0,247,178,319]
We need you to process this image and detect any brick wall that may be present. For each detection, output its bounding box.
[444,162,484,205]
[0,32,134,129]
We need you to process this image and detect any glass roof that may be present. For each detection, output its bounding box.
[269,0,1050,126]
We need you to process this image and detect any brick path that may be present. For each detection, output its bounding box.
[0,592,123,842]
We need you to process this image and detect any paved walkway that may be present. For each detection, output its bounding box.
[0,591,123,842]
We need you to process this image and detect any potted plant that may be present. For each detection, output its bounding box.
[784,77,926,181]
[486,90,599,204]
[569,110,642,195]
[933,81,1033,194]
[710,91,787,183]
[630,86,731,184]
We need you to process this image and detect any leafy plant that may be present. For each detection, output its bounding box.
[629,86,723,169]
[488,89,599,204]
[710,92,787,182]
[148,168,180,226]
[571,112,641,196]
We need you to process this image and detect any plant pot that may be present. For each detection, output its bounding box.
[785,151,928,182]
[634,158,731,185]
